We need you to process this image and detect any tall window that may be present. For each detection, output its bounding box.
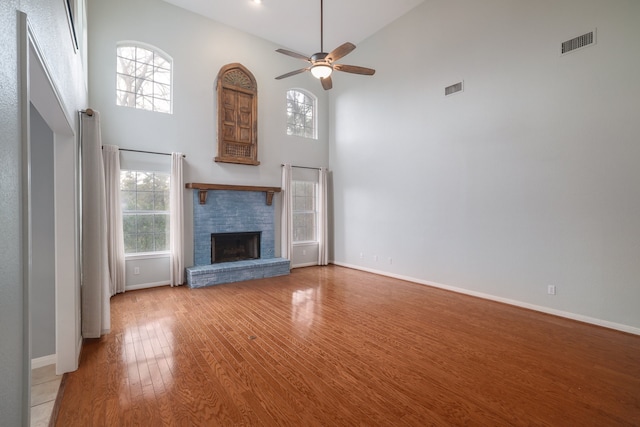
[286,89,317,139]
[292,180,317,242]
[120,171,170,254]
[116,43,172,114]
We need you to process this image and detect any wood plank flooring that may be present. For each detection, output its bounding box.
[55,266,640,426]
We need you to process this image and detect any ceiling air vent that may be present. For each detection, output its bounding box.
[445,81,463,96]
[561,30,596,54]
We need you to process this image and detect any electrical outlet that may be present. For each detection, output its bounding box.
[373,255,378,262]
[547,285,556,295]
[134,267,140,275]
[359,252,364,259]
[388,257,393,265]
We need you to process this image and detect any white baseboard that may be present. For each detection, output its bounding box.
[126,281,170,291]
[32,354,56,369]
[292,262,318,269]
[331,261,640,336]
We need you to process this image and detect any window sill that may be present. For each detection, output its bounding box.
[293,241,318,247]
[286,134,319,142]
[125,252,170,261]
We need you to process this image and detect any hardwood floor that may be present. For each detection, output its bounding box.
[55,266,640,426]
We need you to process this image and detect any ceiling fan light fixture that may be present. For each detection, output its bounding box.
[310,64,332,79]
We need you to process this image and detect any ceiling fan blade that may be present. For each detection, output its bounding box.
[321,76,333,90]
[275,68,310,80]
[326,42,356,63]
[334,64,376,76]
[276,48,310,62]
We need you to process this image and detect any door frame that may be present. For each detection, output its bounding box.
[19,13,82,421]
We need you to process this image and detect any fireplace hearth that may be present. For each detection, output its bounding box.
[211,231,260,264]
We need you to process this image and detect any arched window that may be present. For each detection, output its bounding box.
[116,42,172,114]
[286,89,317,139]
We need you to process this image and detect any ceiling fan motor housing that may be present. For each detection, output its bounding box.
[311,52,329,63]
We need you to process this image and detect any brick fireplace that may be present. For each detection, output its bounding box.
[186,187,289,288]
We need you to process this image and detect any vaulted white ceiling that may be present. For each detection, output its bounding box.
[162,0,425,56]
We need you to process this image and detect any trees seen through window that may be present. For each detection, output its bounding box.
[116,44,172,114]
[286,89,317,139]
[292,180,317,242]
[121,171,170,254]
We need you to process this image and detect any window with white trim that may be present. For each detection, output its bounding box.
[116,43,172,114]
[286,89,317,139]
[120,171,170,254]
[292,180,317,243]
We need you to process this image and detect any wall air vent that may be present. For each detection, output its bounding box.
[561,30,596,55]
[445,81,463,96]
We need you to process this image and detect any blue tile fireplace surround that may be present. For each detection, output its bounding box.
[186,188,290,288]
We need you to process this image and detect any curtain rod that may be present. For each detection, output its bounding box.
[83,109,185,158]
[102,146,186,158]
[281,164,322,171]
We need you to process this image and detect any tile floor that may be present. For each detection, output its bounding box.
[31,364,62,427]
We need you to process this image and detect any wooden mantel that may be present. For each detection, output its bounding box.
[185,183,281,206]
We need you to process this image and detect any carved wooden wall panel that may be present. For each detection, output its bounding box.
[215,63,259,165]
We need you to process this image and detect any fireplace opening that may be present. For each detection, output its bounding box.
[211,231,261,264]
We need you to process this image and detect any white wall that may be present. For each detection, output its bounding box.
[87,0,330,280]
[330,0,640,330]
[1,0,87,424]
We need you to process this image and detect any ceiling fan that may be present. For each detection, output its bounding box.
[274,0,376,90]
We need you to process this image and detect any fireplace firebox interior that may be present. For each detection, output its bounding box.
[211,231,261,264]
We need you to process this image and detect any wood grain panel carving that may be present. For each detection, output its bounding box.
[215,63,259,165]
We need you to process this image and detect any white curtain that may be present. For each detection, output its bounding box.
[102,145,126,295]
[170,152,184,286]
[318,167,329,266]
[81,111,111,338]
[281,164,293,260]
